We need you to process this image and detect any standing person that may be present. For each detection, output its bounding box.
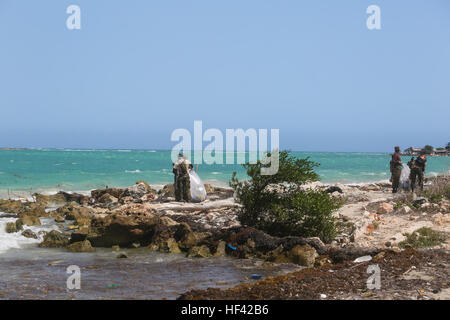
[407,157,415,169]
[390,146,403,193]
[410,154,427,192]
[173,153,193,202]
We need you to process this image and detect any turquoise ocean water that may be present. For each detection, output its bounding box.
[0,149,448,194]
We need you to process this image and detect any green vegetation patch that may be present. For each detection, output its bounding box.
[399,227,447,249]
[230,150,343,243]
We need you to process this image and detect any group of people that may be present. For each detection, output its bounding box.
[172,153,193,202]
[390,146,427,193]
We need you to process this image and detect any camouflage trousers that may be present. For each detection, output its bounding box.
[175,175,191,202]
[391,166,402,192]
[410,167,424,192]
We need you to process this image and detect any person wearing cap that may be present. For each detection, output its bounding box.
[390,146,403,193]
[409,153,427,192]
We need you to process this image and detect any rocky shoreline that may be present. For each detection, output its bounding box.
[1,177,449,299]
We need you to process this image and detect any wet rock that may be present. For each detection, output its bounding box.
[177,231,211,250]
[97,193,118,204]
[21,229,38,239]
[33,193,66,207]
[34,192,89,206]
[112,245,120,251]
[18,215,41,226]
[15,218,24,231]
[70,227,90,243]
[5,222,18,233]
[156,238,181,254]
[274,244,318,267]
[39,230,69,248]
[0,199,28,214]
[174,223,192,240]
[22,206,47,218]
[75,216,91,227]
[187,245,211,258]
[213,241,227,257]
[54,215,65,223]
[86,214,159,247]
[56,203,93,220]
[67,240,95,253]
[117,253,128,259]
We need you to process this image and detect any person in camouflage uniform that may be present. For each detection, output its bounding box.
[390,146,403,193]
[409,154,427,192]
[173,153,193,202]
[407,157,415,169]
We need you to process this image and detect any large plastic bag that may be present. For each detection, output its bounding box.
[399,163,411,191]
[189,170,207,202]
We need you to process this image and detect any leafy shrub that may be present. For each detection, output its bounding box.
[230,150,342,243]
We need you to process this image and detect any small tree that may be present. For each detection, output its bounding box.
[423,145,434,154]
[446,142,450,151]
[230,150,342,243]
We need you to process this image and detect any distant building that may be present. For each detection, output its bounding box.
[434,149,448,156]
[403,147,422,155]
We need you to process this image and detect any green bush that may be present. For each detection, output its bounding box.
[230,150,342,243]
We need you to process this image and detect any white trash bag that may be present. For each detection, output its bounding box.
[399,163,411,191]
[189,170,207,202]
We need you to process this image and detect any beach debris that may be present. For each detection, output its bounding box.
[353,255,372,263]
[326,186,343,194]
[105,284,120,289]
[412,197,428,208]
[251,274,263,280]
[132,242,140,248]
[320,294,327,299]
[117,253,128,259]
[227,243,237,251]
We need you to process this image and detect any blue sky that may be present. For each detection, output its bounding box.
[0,0,449,151]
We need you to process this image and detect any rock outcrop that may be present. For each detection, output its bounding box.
[67,240,95,252]
[39,230,70,248]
